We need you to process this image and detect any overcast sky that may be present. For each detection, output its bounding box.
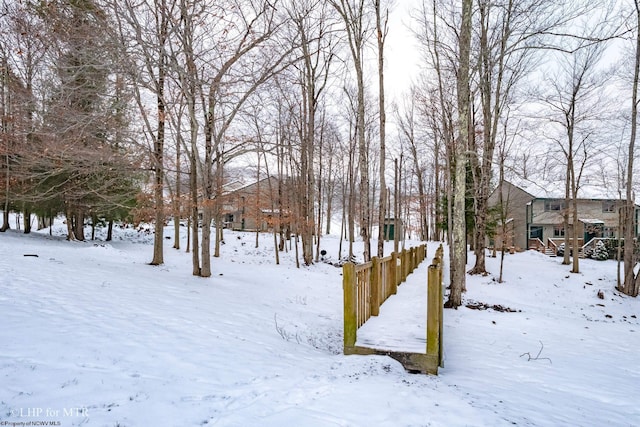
[384,0,422,101]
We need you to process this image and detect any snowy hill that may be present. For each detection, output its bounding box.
[0,222,638,426]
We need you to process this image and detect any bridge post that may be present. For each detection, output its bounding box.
[343,262,357,349]
[431,244,445,367]
[370,257,380,316]
[391,252,398,294]
[402,249,408,282]
[427,264,441,358]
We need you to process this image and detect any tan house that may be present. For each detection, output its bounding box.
[220,176,285,231]
[488,180,639,254]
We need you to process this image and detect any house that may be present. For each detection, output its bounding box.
[487,180,640,254]
[220,176,285,231]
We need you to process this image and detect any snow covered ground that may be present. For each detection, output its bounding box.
[0,220,639,426]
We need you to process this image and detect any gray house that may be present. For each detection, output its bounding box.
[488,180,639,253]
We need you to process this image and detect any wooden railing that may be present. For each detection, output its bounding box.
[343,243,444,375]
[548,237,585,257]
[528,238,545,251]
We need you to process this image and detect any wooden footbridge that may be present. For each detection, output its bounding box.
[342,244,444,374]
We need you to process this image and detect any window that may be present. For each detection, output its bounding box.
[603,227,616,238]
[544,200,565,212]
[553,226,565,237]
[602,201,616,213]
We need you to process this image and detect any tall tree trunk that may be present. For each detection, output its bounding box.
[622,0,640,297]
[73,211,84,241]
[325,169,333,235]
[348,129,356,261]
[200,206,212,277]
[434,138,441,241]
[214,158,223,258]
[1,142,8,232]
[190,136,200,276]
[394,157,400,254]
[24,208,32,234]
[571,157,580,273]
[186,215,191,253]
[315,125,324,261]
[357,61,370,262]
[65,207,75,241]
[332,0,370,262]
[446,0,471,309]
[498,152,506,283]
[200,138,213,278]
[150,0,168,266]
[0,56,8,233]
[375,0,387,258]
[563,159,571,265]
[255,156,262,249]
[430,0,453,245]
[339,187,346,260]
[1,209,9,232]
[173,129,181,250]
[300,65,315,266]
[469,0,510,275]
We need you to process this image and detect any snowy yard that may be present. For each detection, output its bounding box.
[0,223,639,426]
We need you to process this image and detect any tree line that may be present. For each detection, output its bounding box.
[1,0,640,301]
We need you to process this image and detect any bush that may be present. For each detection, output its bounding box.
[583,246,594,259]
[591,240,609,261]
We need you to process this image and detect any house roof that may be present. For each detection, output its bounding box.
[507,177,625,201]
[222,176,278,195]
[580,218,605,224]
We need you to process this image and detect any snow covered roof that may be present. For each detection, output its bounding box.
[222,176,278,195]
[579,219,605,224]
[508,177,624,200]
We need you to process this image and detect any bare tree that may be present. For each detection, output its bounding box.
[374,0,389,256]
[286,0,337,265]
[467,0,594,275]
[446,0,472,308]
[415,0,460,279]
[167,0,292,277]
[541,37,608,274]
[113,0,177,262]
[396,88,429,241]
[622,0,640,297]
[331,0,372,262]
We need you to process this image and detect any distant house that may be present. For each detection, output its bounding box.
[220,176,284,231]
[487,180,640,254]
